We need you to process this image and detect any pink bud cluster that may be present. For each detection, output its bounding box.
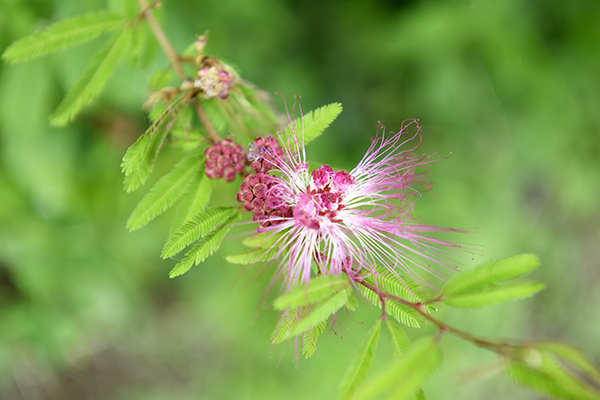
[246,136,284,173]
[204,139,245,182]
[193,65,234,100]
[236,172,292,228]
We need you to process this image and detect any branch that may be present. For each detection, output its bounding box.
[355,277,516,353]
[136,0,184,80]
[137,0,221,142]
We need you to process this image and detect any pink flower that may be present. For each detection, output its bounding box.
[243,119,470,290]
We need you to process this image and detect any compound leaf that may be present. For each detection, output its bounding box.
[283,102,342,145]
[302,320,328,358]
[364,266,424,302]
[126,156,201,231]
[271,308,297,345]
[286,289,349,337]
[443,254,541,296]
[226,246,281,265]
[162,206,239,259]
[355,337,441,400]
[445,281,545,309]
[537,343,600,387]
[2,11,123,64]
[358,286,423,329]
[50,26,133,126]
[242,231,284,249]
[168,214,238,278]
[274,274,350,310]
[169,172,214,235]
[386,320,410,359]
[338,320,382,400]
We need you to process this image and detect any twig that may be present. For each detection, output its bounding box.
[137,0,221,142]
[356,277,515,352]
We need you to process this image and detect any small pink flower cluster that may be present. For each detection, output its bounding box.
[236,172,293,228]
[193,65,234,100]
[293,165,354,230]
[246,136,284,172]
[204,139,245,182]
[235,118,470,289]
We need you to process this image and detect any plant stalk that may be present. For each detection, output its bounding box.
[137,0,221,142]
[356,278,515,353]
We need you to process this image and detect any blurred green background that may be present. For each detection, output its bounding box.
[1,0,599,399]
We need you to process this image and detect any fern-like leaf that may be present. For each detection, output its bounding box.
[358,286,423,328]
[283,103,343,145]
[168,215,238,278]
[50,27,133,126]
[241,231,283,249]
[271,308,298,345]
[128,22,157,69]
[274,274,350,310]
[2,11,123,64]
[364,266,424,302]
[225,247,281,265]
[126,156,201,231]
[121,129,152,177]
[286,289,349,337]
[337,320,382,400]
[354,337,441,400]
[386,320,410,359]
[444,281,545,309]
[537,343,600,387]
[162,207,239,259]
[506,360,593,400]
[121,99,186,192]
[346,289,359,311]
[443,254,541,296]
[169,173,214,235]
[302,320,328,358]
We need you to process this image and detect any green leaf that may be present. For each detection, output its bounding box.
[129,22,157,68]
[169,173,214,235]
[121,129,152,177]
[283,103,343,145]
[302,320,328,358]
[537,343,600,387]
[506,350,600,400]
[357,286,424,329]
[354,337,441,400]
[126,156,201,231]
[274,275,350,310]
[444,281,545,309]
[507,346,600,400]
[271,308,298,345]
[364,266,424,302]
[242,231,284,249]
[168,215,238,278]
[50,27,133,126]
[346,289,359,311]
[225,247,280,265]
[170,128,206,151]
[2,11,123,64]
[386,320,410,359]
[148,68,175,91]
[121,127,169,193]
[443,254,541,296]
[162,207,239,259]
[338,320,382,400]
[287,289,349,337]
[201,97,231,133]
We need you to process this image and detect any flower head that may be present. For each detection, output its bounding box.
[240,118,469,290]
